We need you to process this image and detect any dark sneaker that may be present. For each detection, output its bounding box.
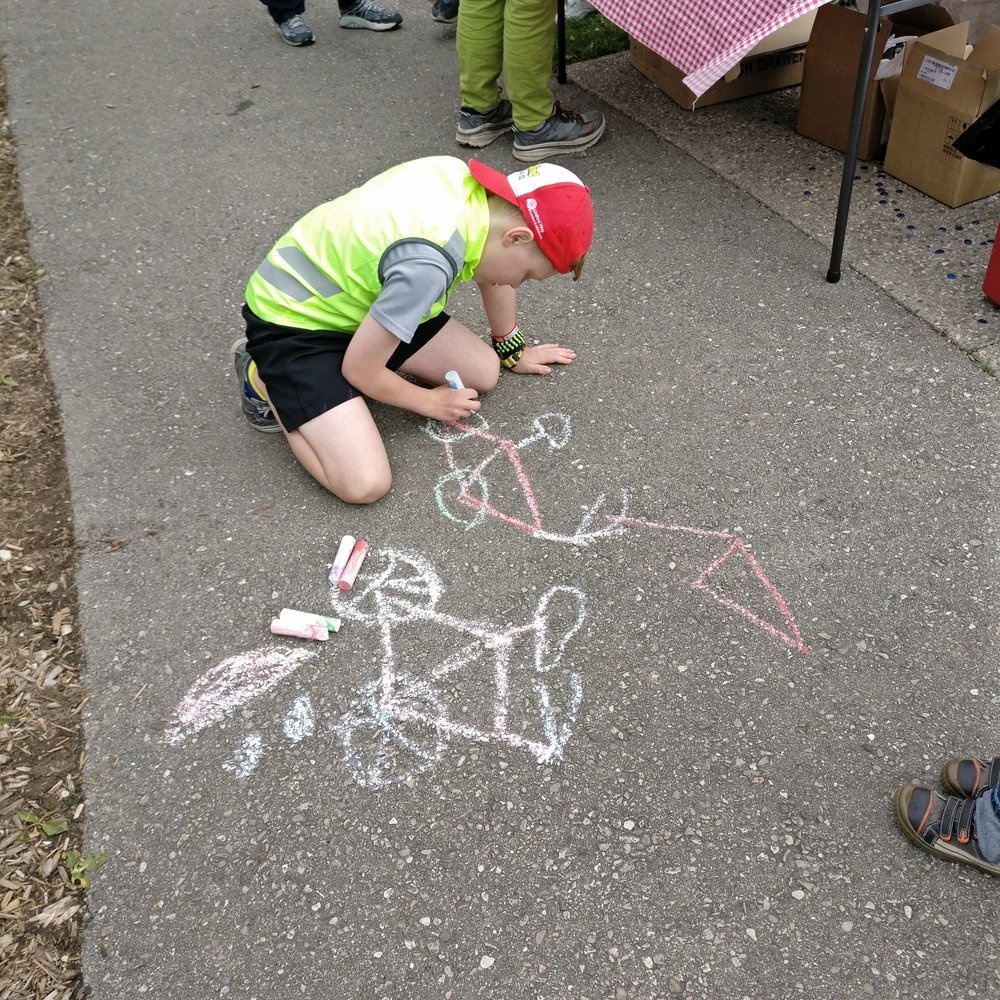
[456,99,513,148]
[231,338,281,433]
[432,0,459,23]
[512,102,606,162]
[893,784,1000,877]
[278,14,314,45]
[338,1,402,30]
[941,755,1000,797]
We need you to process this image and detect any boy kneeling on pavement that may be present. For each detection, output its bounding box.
[233,156,591,504]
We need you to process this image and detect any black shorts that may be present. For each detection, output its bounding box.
[242,303,450,432]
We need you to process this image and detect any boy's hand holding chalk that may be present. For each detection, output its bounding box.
[429,382,480,424]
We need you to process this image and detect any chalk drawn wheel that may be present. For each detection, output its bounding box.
[423,412,489,445]
[336,675,449,788]
[434,467,489,531]
[532,413,572,450]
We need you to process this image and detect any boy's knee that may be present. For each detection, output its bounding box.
[470,354,501,393]
[333,471,391,506]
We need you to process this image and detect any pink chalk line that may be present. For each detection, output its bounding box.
[608,516,809,655]
[165,646,317,745]
[434,415,809,656]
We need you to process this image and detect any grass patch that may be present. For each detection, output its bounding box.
[559,12,630,67]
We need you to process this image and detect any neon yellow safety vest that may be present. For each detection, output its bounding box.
[245,156,490,332]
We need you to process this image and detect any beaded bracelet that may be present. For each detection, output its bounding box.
[492,325,525,369]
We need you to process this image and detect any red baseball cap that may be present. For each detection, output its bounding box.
[469,159,594,274]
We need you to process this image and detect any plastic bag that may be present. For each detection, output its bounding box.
[953,97,1000,170]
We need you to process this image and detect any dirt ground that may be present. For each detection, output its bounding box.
[0,64,88,999]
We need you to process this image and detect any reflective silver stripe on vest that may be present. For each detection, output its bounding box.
[255,247,342,302]
[276,247,341,298]
[256,258,313,302]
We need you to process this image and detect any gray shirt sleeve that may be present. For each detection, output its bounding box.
[369,240,458,344]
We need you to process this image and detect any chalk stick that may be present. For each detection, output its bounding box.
[270,619,329,641]
[328,534,356,584]
[445,370,465,390]
[337,538,369,592]
[279,608,342,633]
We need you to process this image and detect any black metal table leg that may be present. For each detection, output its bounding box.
[826,0,884,283]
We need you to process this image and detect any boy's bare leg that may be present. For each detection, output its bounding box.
[398,317,500,392]
[262,318,495,504]
[284,396,392,504]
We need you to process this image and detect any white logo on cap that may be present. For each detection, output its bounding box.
[524,196,544,235]
[509,161,584,197]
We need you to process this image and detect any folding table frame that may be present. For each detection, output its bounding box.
[826,0,933,281]
[554,0,938,284]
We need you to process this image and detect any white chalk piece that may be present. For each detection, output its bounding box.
[338,539,370,592]
[445,370,465,390]
[329,534,356,583]
[270,619,329,641]
[280,608,342,633]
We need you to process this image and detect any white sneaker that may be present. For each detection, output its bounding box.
[564,0,597,19]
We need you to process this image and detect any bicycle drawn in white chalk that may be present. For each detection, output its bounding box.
[166,410,810,788]
[166,549,585,788]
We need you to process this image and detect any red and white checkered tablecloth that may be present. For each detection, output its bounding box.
[590,0,826,98]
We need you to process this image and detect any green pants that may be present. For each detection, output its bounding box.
[457,0,557,131]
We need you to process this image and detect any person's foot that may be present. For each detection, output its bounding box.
[893,784,1000,876]
[338,1,402,30]
[456,99,514,148]
[277,13,314,45]
[512,103,605,162]
[564,0,598,19]
[231,338,281,433]
[431,0,459,24]
[941,755,1000,798]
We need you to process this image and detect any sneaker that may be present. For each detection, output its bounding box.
[512,102,606,162]
[565,0,598,18]
[231,338,281,433]
[338,1,402,30]
[893,784,1000,877]
[277,14,314,45]
[431,0,459,23]
[941,755,1000,798]
[456,98,514,148]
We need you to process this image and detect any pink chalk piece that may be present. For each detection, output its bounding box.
[329,534,356,584]
[338,538,369,592]
[270,619,329,641]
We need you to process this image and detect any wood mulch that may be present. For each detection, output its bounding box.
[1,63,88,1000]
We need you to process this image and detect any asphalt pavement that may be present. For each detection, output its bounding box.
[2,1,999,997]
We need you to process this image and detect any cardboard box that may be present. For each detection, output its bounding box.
[884,23,1000,207]
[797,3,955,160]
[628,11,816,111]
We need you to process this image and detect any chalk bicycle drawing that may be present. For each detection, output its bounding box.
[165,549,586,788]
[333,550,585,788]
[164,409,809,787]
[425,413,631,545]
[424,412,809,656]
